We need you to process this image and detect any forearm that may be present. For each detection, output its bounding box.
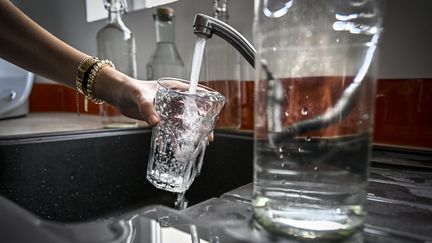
[0,1,160,125]
[0,0,86,88]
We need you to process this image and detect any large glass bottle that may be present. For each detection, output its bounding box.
[203,0,241,129]
[96,0,138,128]
[146,7,185,80]
[240,58,254,130]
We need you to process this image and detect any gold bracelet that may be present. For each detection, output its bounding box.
[84,59,116,111]
[76,56,98,95]
[76,56,99,114]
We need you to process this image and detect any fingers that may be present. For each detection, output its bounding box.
[208,131,214,142]
[129,79,213,127]
[134,93,159,126]
[162,80,208,93]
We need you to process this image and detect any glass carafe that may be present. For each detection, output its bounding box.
[146,7,185,80]
[202,0,241,129]
[252,0,383,239]
[240,58,254,130]
[96,0,138,128]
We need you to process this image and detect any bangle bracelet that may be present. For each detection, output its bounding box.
[76,56,98,95]
[84,59,116,112]
[75,57,115,113]
[76,56,99,114]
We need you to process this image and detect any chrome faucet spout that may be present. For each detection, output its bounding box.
[193,14,256,68]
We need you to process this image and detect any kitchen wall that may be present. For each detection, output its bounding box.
[11,0,432,81]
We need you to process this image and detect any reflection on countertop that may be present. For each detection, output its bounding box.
[0,112,148,137]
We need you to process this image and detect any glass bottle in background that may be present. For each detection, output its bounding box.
[202,0,241,129]
[146,7,185,80]
[96,0,138,128]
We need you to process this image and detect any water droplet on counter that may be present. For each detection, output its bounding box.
[314,166,319,171]
[158,215,172,227]
[301,107,308,115]
[204,205,212,212]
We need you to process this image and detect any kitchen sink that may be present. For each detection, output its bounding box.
[0,128,253,223]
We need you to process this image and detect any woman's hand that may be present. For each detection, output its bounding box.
[93,67,160,125]
[93,68,215,141]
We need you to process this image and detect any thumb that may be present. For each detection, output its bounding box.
[135,94,159,125]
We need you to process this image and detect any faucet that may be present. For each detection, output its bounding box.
[193,13,256,68]
[193,14,275,82]
[192,14,378,144]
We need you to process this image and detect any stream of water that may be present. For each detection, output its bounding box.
[188,36,207,94]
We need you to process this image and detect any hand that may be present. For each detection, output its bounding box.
[93,67,160,125]
[93,68,204,125]
[93,68,216,141]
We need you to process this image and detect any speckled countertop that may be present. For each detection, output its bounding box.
[0,112,148,137]
[0,112,104,136]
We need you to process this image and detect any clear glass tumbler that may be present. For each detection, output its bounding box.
[252,0,383,239]
[147,78,225,193]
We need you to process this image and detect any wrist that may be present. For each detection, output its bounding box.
[93,67,130,105]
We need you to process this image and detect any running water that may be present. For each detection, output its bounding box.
[174,192,200,243]
[173,36,207,212]
[180,35,208,157]
[189,36,207,94]
[179,37,207,166]
[174,192,188,210]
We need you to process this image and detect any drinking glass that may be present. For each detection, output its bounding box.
[253,0,383,238]
[147,78,225,193]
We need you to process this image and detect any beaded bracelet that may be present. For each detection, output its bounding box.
[76,56,98,95]
[85,59,116,110]
[75,56,115,112]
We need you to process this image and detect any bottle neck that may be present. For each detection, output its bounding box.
[106,8,132,38]
[214,0,229,23]
[105,0,126,24]
[108,9,123,24]
[155,19,175,43]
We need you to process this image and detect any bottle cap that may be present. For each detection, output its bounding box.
[153,7,174,22]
